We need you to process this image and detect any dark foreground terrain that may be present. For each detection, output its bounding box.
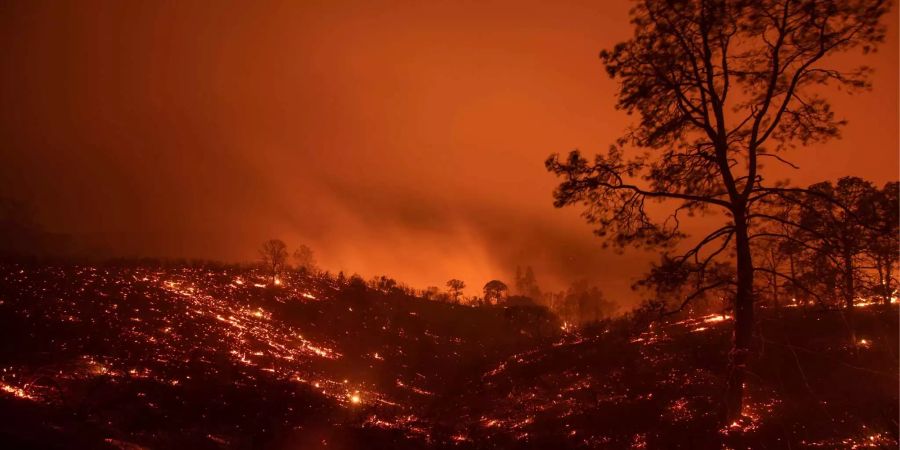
[0,264,896,449]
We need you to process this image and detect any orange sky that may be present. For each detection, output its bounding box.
[1,1,897,305]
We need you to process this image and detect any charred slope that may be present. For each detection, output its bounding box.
[0,264,556,449]
[0,263,896,449]
[454,307,898,449]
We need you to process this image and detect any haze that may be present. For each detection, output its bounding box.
[1,0,897,305]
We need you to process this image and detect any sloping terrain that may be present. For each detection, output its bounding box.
[448,308,898,449]
[0,263,896,449]
[0,264,556,449]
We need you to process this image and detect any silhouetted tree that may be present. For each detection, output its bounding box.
[293,244,317,274]
[259,239,288,285]
[446,279,465,303]
[767,216,819,308]
[634,256,734,317]
[799,178,876,309]
[483,280,509,305]
[422,286,441,301]
[342,274,368,298]
[546,0,888,422]
[554,280,618,324]
[754,177,898,344]
[369,275,398,293]
[866,182,899,304]
[758,178,889,309]
[779,238,806,306]
[752,232,788,309]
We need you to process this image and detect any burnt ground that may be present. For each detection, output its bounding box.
[0,263,896,449]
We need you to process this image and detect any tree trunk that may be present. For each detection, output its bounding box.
[724,211,754,424]
[844,253,855,309]
[789,252,799,306]
[885,261,895,305]
[876,259,892,305]
[769,251,779,309]
[844,252,857,345]
[771,271,778,309]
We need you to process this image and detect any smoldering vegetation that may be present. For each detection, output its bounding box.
[0,262,895,449]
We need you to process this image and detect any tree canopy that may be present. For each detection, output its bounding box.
[546,0,889,423]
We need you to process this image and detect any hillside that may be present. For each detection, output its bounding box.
[0,264,896,449]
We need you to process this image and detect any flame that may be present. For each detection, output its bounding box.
[0,382,34,400]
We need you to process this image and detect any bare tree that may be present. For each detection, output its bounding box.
[446,279,466,303]
[546,0,888,422]
[555,279,618,324]
[757,240,784,308]
[797,178,876,309]
[259,239,288,285]
[757,177,896,309]
[866,182,899,305]
[422,286,441,301]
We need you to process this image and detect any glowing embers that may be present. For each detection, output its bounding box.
[629,328,663,345]
[395,378,434,396]
[664,397,694,423]
[450,433,472,443]
[4,266,349,404]
[852,295,897,308]
[702,314,731,323]
[672,313,732,329]
[0,381,35,400]
[630,313,735,340]
[295,334,339,359]
[155,272,342,370]
[719,396,781,435]
[292,376,361,403]
[480,415,534,430]
[363,415,432,441]
[478,415,537,442]
[801,432,896,449]
[0,264,441,443]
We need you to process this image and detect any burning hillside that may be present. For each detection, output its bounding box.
[0,263,557,449]
[0,263,896,449]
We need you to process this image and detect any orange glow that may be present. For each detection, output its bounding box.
[0,1,897,447]
[0,382,34,400]
[0,1,894,305]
